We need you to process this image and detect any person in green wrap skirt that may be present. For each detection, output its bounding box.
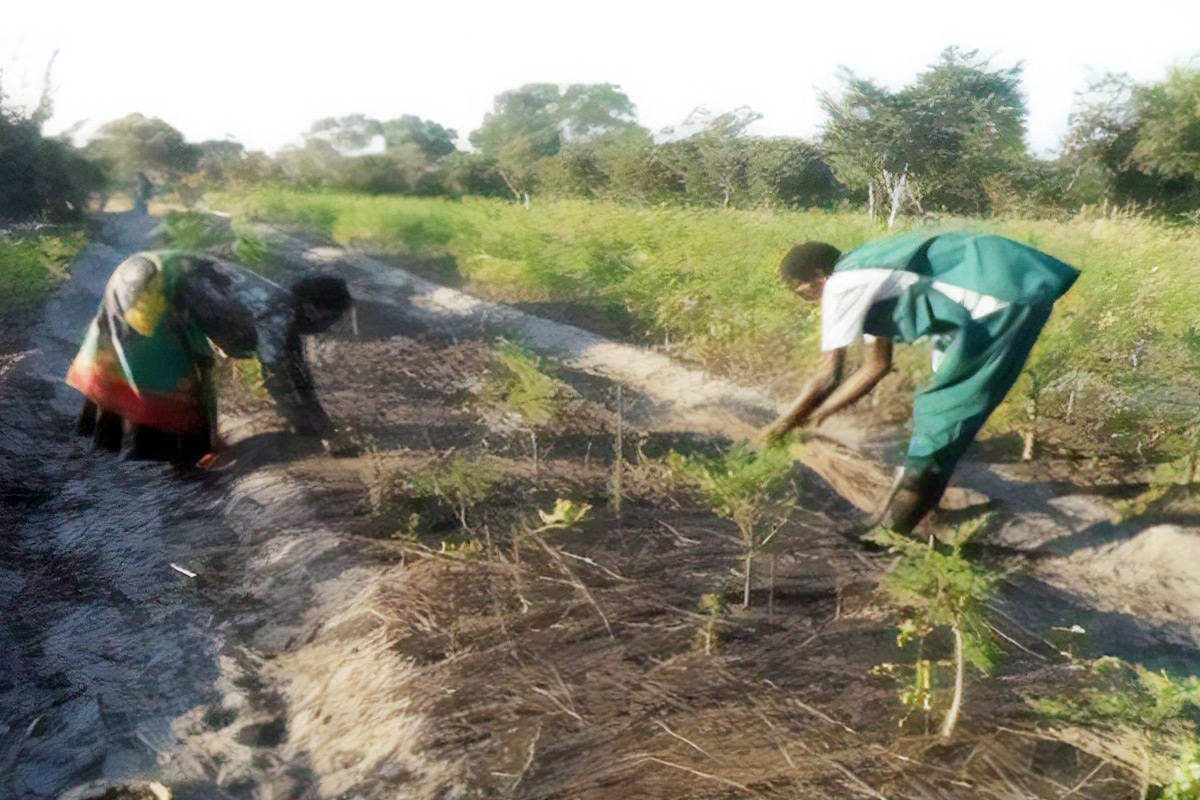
[67,250,353,464]
[761,231,1079,536]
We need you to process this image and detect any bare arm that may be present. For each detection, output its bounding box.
[809,336,893,426]
[259,324,335,436]
[198,359,220,452]
[760,349,846,443]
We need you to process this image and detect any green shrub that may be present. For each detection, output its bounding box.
[0,229,86,316]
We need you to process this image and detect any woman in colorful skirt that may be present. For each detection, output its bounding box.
[761,231,1080,537]
[67,250,352,464]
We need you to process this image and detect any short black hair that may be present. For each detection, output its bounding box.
[291,273,351,315]
[779,241,842,285]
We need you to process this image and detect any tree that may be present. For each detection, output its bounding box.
[659,106,761,207]
[193,139,246,186]
[820,47,1028,219]
[744,137,842,209]
[1058,73,1141,208]
[0,64,104,220]
[1130,67,1200,181]
[557,84,638,139]
[442,152,510,199]
[470,83,640,204]
[225,150,281,187]
[305,113,383,154]
[1061,71,1200,214]
[274,138,344,189]
[84,113,199,187]
[380,115,458,159]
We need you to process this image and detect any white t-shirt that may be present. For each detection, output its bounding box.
[819,269,1012,365]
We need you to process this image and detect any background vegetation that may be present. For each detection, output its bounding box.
[4,44,1199,466]
[212,189,1200,466]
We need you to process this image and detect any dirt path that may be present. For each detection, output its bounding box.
[0,214,235,797]
[2,212,1198,799]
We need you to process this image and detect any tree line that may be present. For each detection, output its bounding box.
[3,46,1199,222]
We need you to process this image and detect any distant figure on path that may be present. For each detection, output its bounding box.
[132,172,153,213]
[761,231,1079,536]
[67,250,352,464]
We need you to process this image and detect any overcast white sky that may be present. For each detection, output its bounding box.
[4,0,1199,156]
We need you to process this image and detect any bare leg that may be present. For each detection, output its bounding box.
[76,399,99,437]
[93,410,123,452]
[122,420,182,461]
[176,416,214,466]
[176,433,210,466]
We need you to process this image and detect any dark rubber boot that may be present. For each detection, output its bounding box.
[879,466,952,535]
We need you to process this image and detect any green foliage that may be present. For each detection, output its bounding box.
[1132,68,1200,181]
[669,443,794,607]
[0,77,102,221]
[83,113,199,187]
[381,115,458,159]
[158,211,284,280]
[469,83,641,202]
[233,229,279,273]
[695,592,728,655]
[1164,742,1200,800]
[216,191,1200,463]
[437,537,485,560]
[1030,656,1200,730]
[479,340,565,427]
[659,107,763,208]
[1062,72,1200,216]
[264,114,463,198]
[537,497,593,528]
[411,456,500,531]
[225,357,268,401]
[160,211,234,250]
[820,47,1027,215]
[670,443,793,529]
[0,229,86,315]
[870,527,1000,673]
[868,523,1000,734]
[1030,656,1200,791]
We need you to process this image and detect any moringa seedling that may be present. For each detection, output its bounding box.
[866,523,999,738]
[668,443,795,609]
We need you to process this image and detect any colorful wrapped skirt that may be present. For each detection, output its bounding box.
[66,253,214,436]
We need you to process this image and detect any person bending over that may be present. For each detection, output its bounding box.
[761,231,1079,535]
[68,250,352,463]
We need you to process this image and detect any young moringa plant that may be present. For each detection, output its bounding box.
[511,498,601,626]
[867,518,1000,738]
[695,592,729,655]
[479,340,565,429]
[411,456,500,534]
[359,434,398,516]
[1028,656,1200,795]
[669,443,795,609]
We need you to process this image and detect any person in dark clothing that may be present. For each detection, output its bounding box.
[67,250,352,464]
